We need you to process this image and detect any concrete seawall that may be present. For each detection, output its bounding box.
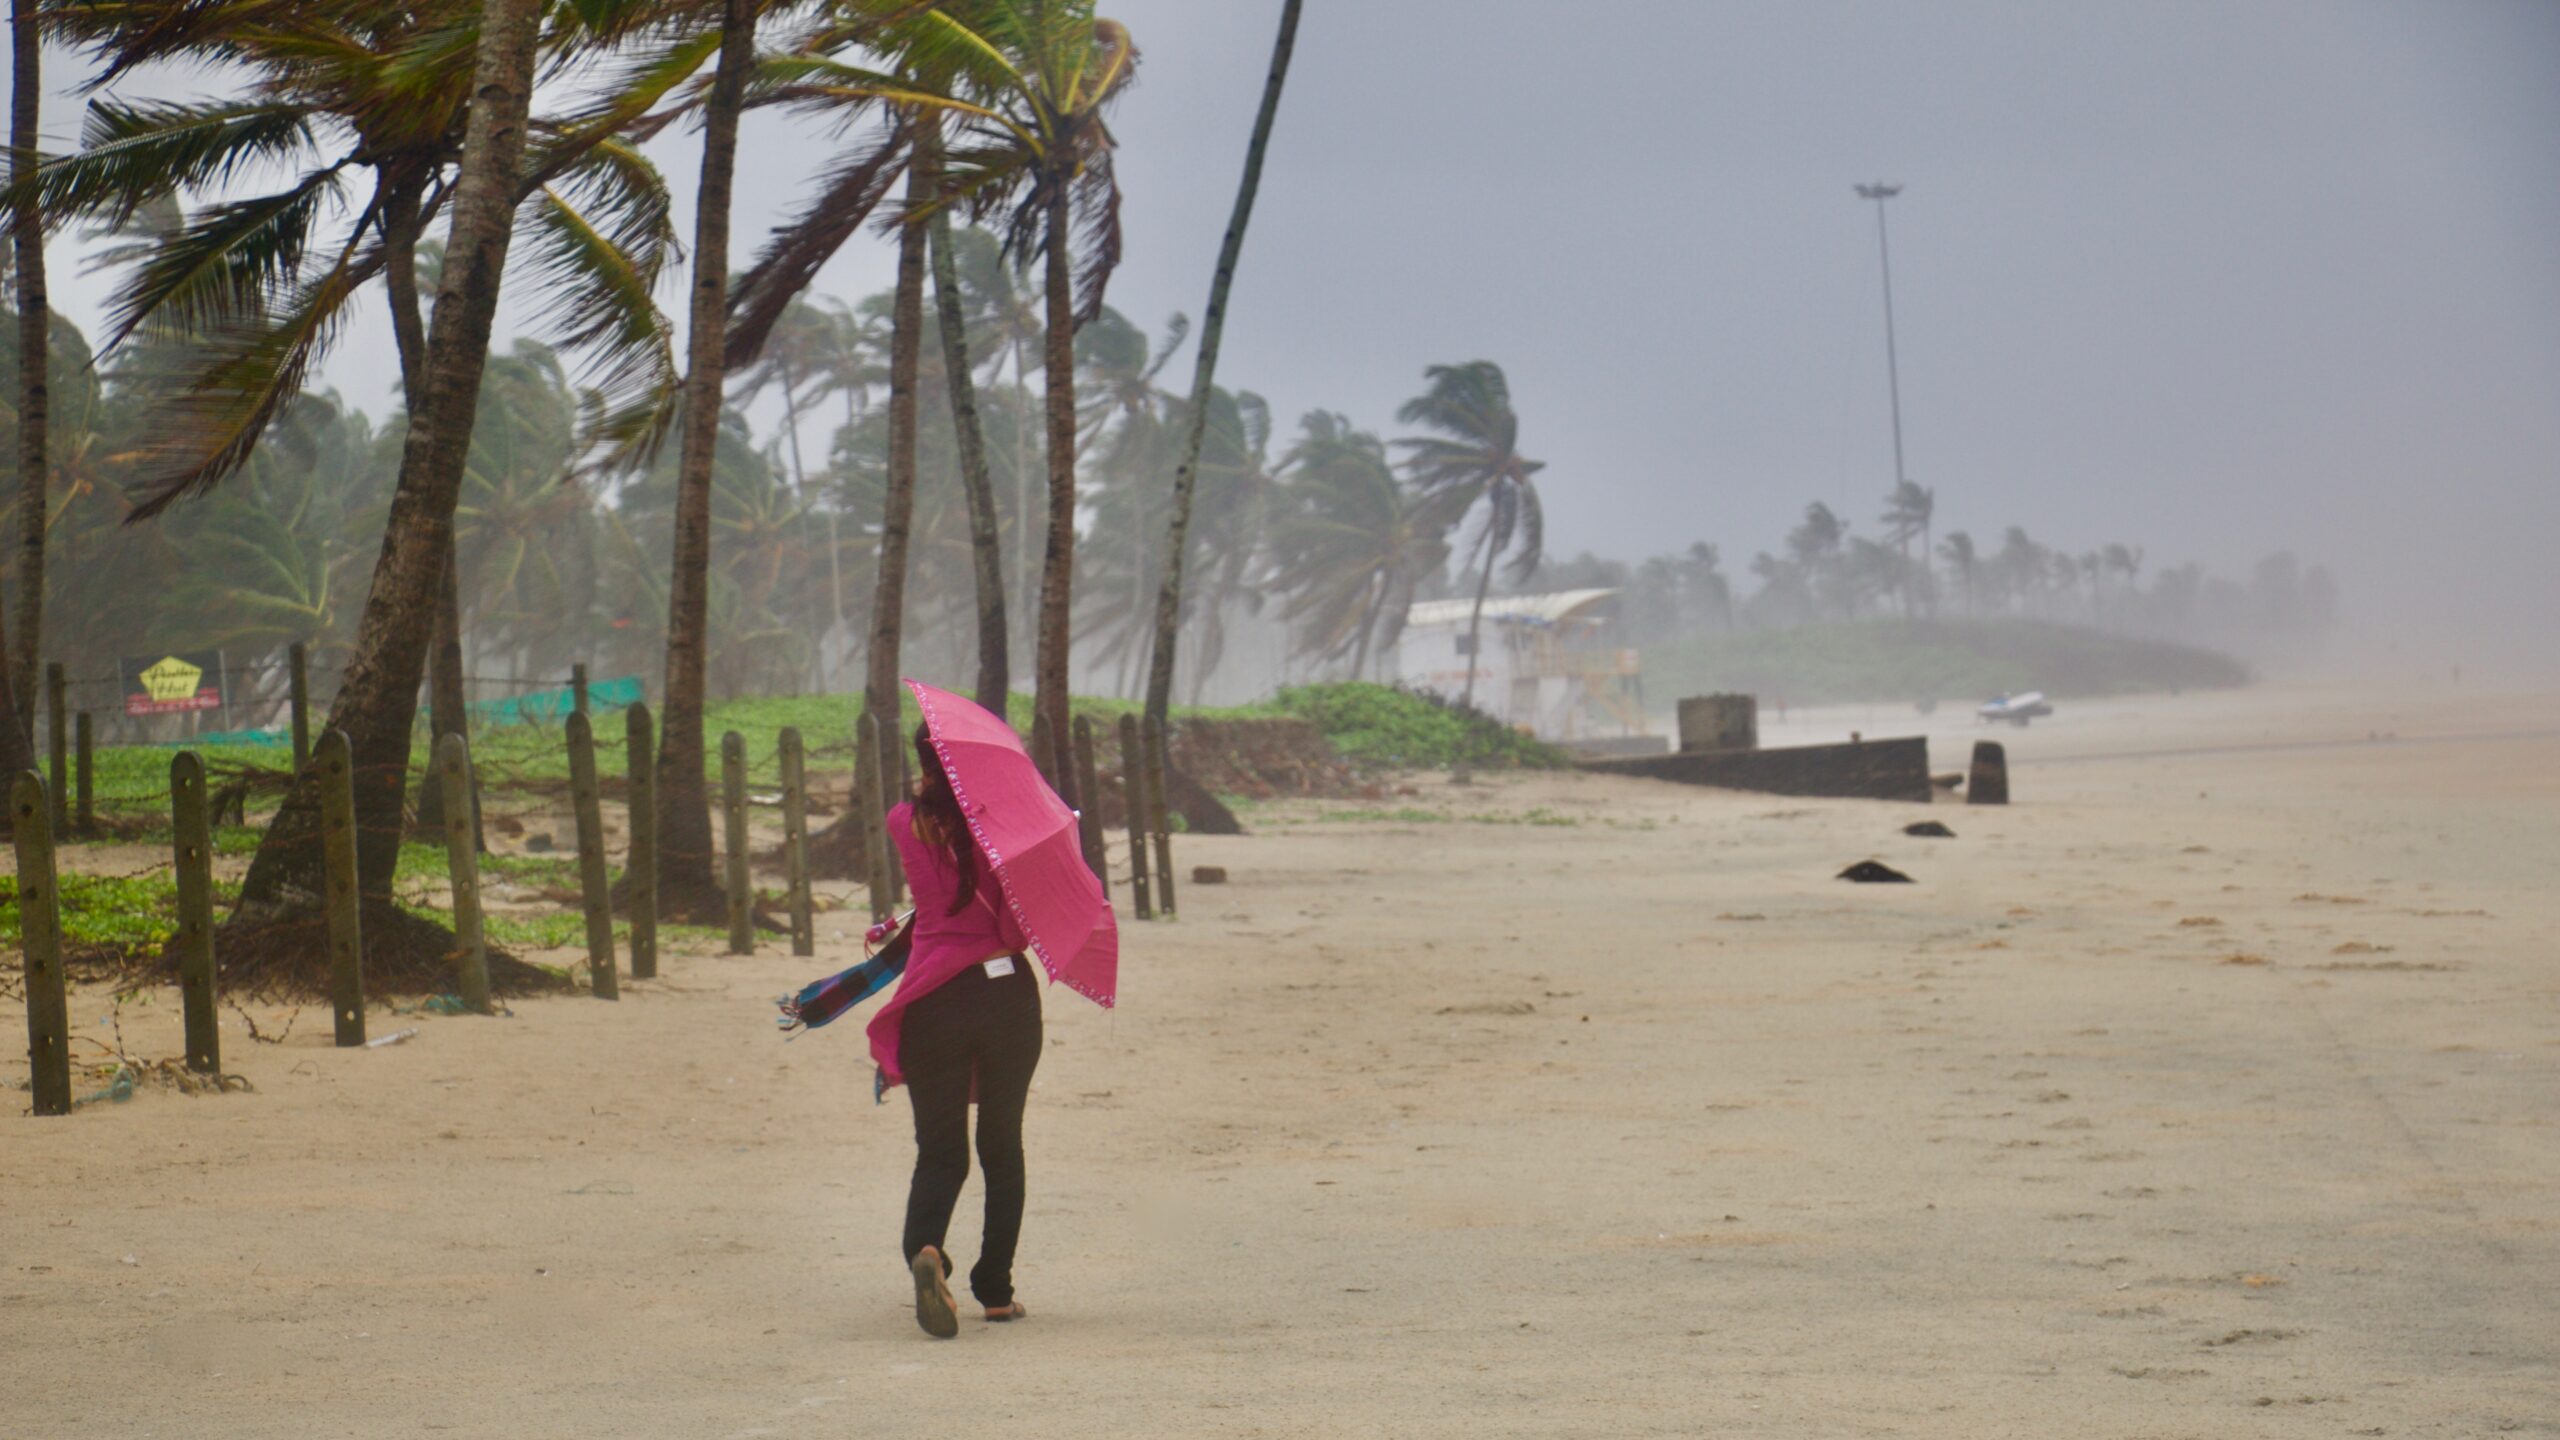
[1577,735,1934,803]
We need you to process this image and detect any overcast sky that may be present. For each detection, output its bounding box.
[19,2,2560,666]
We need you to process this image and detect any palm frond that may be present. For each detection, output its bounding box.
[122,256,364,520]
[52,0,314,86]
[518,139,679,416]
[103,168,345,349]
[724,119,912,368]
[1065,143,1121,325]
[526,24,725,188]
[24,98,314,231]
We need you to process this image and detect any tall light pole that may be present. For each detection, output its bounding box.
[1854,181,1907,492]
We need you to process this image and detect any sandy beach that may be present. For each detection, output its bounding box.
[4,681,2555,1437]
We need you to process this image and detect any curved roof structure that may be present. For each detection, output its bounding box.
[1404,588,1618,631]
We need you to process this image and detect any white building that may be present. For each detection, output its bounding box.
[1396,588,1646,741]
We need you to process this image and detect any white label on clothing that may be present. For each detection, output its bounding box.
[983,956,1017,979]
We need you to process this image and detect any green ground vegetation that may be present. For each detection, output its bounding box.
[1263,683,1568,771]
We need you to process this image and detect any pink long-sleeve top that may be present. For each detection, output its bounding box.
[865,800,1027,1084]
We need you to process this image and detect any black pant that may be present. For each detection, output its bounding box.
[899,956,1042,1307]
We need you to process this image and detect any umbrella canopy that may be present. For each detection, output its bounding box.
[906,680,1118,1008]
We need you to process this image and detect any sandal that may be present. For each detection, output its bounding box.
[984,1301,1028,1322]
[911,1248,958,1338]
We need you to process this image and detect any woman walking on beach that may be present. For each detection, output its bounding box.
[870,723,1042,1336]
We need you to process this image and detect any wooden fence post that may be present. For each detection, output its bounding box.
[170,753,220,1074]
[1967,740,2009,806]
[315,730,366,1046]
[571,662,590,717]
[624,702,658,980]
[857,713,890,923]
[567,713,619,999]
[1146,714,1177,920]
[436,734,491,1014]
[1072,716,1109,893]
[45,662,67,835]
[1117,713,1153,920]
[12,773,72,1115]
[780,727,814,956]
[721,730,752,955]
[288,641,313,774]
[73,712,93,836]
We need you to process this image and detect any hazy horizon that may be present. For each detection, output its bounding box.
[13,1,2558,677]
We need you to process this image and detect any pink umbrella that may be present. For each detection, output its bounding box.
[906,680,1118,1008]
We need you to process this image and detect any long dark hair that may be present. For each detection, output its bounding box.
[912,724,978,915]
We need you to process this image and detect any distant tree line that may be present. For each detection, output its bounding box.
[1522,482,2340,659]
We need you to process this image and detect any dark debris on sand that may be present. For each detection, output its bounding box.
[1838,859,1915,883]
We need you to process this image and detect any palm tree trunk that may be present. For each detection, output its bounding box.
[0,586,32,831]
[232,0,543,920]
[862,155,928,756]
[655,0,754,920]
[413,553,474,842]
[1348,579,1381,681]
[1035,181,1079,804]
[777,354,809,493]
[10,0,49,735]
[923,136,1008,712]
[1012,337,1036,674]
[1464,535,1495,712]
[383,198,471,847]
[1139,0,1301,738]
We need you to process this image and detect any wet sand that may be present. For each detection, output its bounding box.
[4,683,2555,1436]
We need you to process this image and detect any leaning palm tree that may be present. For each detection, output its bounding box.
[1937,530,1978,617]
[32,0,680,936]
[1396,360,1546,719]
[905,2,1135,796]
[241,0,547,952]
[1139,0,1300,741]
[731,1,1136,781]
[724,2,1005,791]
[1880,478,1934,615]
[645,0,765,921]
[1266,410,1442,680]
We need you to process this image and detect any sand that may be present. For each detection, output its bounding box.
[4,682,2556,1436]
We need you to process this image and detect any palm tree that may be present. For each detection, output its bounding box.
[1266,410,1441,679]
[1787,502,1848,617]
[1067,307,1179,693]
[732,294,844,495]
[228,0,550,932]
[1179,387,1281,701]
[455,342,594,672]
[924,193,1009,708]
[1938,529,1978,616]
[648,0,764,921]
[9,0,45,729]
[1881,478,1934,615]
[1397,361,1545,720]
[1677,541,1732,630]
[908,2,1137,796]
[32,0,680,888]
[1139,0,1301,738]
[723,4,1057,771]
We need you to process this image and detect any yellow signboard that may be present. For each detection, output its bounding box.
[120,649,227,716]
